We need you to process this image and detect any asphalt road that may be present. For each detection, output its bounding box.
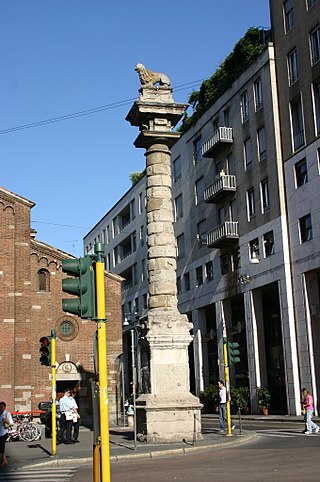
[71,419,320,482]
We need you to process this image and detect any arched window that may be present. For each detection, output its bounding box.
[38,269,50,292]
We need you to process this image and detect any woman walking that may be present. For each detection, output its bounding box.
[302,388,320,434]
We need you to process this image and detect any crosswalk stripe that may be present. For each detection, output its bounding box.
[256,430,316,438]
[0,466,77,481]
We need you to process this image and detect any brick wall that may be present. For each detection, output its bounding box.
[0,186,123,425]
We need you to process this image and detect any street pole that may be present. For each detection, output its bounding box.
[222,321,232,436]
[130,329,137,450]
[51,329,57,455]
[95,243,111,482]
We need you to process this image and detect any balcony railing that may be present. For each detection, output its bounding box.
[207,221,239,249]
[204,174,236,203]
[202,127,233,158]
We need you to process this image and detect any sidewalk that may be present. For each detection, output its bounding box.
[4,414,312,469]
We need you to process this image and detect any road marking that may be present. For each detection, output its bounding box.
[256,430,317,438]
[0,466,78,481]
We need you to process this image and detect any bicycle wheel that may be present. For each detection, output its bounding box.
[20,422,41,442]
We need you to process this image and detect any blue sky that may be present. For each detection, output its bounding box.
[1,1,270,257]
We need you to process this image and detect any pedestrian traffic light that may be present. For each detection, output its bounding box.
[39,336,51,366]
[62,256,96,319]
[228,341,240,365]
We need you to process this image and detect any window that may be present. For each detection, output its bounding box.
[224,108,230,127]
[140,225,145,245]
[184,272,190,291]
[247,188,255,220]
[38,269,49,292]
[141,258,146,281]
[220,254,229,275]
[244,138,253,170]
[143,293,148,310]
[260,179,270,213]
[257,127,267,161]
[284,0,294,33]
[197,219,207,245]
[205,261,214,281]
[113,245,119,266]
[312,81,320,135]
[112,217,117,237]
[249,238,260,262]
[288,48,298,85]
[106,225,110,244]
[241,91,249,123]
[57,318,78,341]
[173,156,182,182]
[310,26,320,65]
[177,234,185,260]
[254,78,263,110]
[134,298,139,314]
[220,251,240,275]
[263,231,275,257]
[177,276,182,295]
[174,194,183,221]
[107,253,111,270]
[308,0,318,9]
[193,136,202,164]
[196,266,203,286]
[290,97,305,151]
[295,158,308,187]
[195,176,204,205]
[299,214,313,242]
[138,192,145,214]
[132,263,138,285]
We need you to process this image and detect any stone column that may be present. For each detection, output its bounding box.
[126,69,202,443]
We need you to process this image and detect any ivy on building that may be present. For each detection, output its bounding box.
[179,27,270,133]
[129,170,146,185]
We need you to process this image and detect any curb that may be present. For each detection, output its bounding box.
[22,432,257,468]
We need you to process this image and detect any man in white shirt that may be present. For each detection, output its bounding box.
[218,380,235,433]
[58,389,75,444]
[0,401,14,466]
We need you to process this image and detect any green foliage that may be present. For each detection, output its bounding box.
[199,384,219,412]
[179,27,268,133]
[257,386,271,407]
[231,386,250,410]
[129,170,146,185]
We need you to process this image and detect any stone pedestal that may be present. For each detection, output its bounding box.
[126,79,202,443]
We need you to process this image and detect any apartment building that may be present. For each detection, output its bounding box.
[270,0,320,408]
[85,26,303,414]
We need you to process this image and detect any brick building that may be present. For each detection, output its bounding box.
[0,186,123,425]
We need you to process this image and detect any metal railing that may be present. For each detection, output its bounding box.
[207,221,239,247]
[204,174,236,202]
[202,127,233,157]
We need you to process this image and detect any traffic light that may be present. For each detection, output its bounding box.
[39,336,51,366]
[62,256,96,319]
[228,341,240,365]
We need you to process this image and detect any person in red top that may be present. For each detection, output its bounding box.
[302,388,319,434]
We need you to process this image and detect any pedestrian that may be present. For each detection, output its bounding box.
[218,380,235,433]
[70,391,80,443]
[0,401,13,467]
[57,389,75,444]
[302,388,319,435]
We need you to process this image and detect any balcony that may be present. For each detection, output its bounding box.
[204,174,236,203]
[207,221,239,249]
[202,127,233,157]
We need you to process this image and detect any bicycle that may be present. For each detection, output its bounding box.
[7,414,41,442]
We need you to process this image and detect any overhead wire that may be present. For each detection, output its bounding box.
[0,78,207,135]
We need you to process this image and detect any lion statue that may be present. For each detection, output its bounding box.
[135,63,171,89]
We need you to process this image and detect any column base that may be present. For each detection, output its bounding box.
[136,393,203,443]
